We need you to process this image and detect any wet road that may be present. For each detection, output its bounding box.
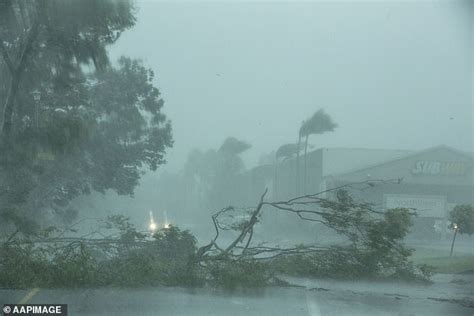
[1,274,472,316]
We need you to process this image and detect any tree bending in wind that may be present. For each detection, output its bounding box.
[0,0,136,145]
[0,1,175,234]
[297,109,337,195]
[275,143,299,162]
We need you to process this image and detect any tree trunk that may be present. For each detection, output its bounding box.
[296,133,302,196]
[450,228,458,257]
[0,13,41,142]
[303,135,309,194]
[1,73,20,137]
[273,163,278,201]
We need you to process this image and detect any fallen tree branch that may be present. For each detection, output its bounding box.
[197,178,411,266]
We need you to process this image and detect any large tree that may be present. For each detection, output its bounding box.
[296,109,337,195]
[0,2,173,233]
[183,137,251,210]
[1,56,173,232]
[275,143,299,162]
[0,0,136,143]
[449,205,474,256]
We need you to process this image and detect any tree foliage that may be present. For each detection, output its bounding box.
[1,56,172,232]
[183,137,251,209]
[275,143,300,161]
[0,0,136,138]
[296,108,337,195]
[195,181,431,282]
[449,205,474,236]
[219,136,251,155]
[0,182,432,289]
[299,109,338,138]
[0,1,172,232]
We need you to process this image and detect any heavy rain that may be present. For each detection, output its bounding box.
[0,0,473,315]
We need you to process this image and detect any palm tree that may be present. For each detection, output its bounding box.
[297,109,337,194]
[219,137,251,156]
[295,121,305,196]
[275,143,300,199]
[215,137,251,206]
[276,143,300,161]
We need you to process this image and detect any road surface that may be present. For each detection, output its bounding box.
[1,273,472,315]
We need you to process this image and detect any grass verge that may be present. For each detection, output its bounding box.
[414,255,474,274]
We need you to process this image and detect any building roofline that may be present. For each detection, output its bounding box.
[325,145,474,178]
[278,146,413,164]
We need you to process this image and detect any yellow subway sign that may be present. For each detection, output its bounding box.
[411,160,466,176]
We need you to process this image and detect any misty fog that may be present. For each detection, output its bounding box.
[0,0,473,315]
[110,0,473,171]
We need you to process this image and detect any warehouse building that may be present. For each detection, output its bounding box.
[322,145,474,238]
[240,145,473,238]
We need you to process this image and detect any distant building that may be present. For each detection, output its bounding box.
[240,146,415,204]
[323,145,474,238]
[238,145,474,237]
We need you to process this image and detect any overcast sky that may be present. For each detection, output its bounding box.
[110,0,473,173]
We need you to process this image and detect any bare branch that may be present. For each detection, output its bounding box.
[0,39,14,74]
[4,228,20,244]
[223,188,268,254]
[197,178,407,264]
